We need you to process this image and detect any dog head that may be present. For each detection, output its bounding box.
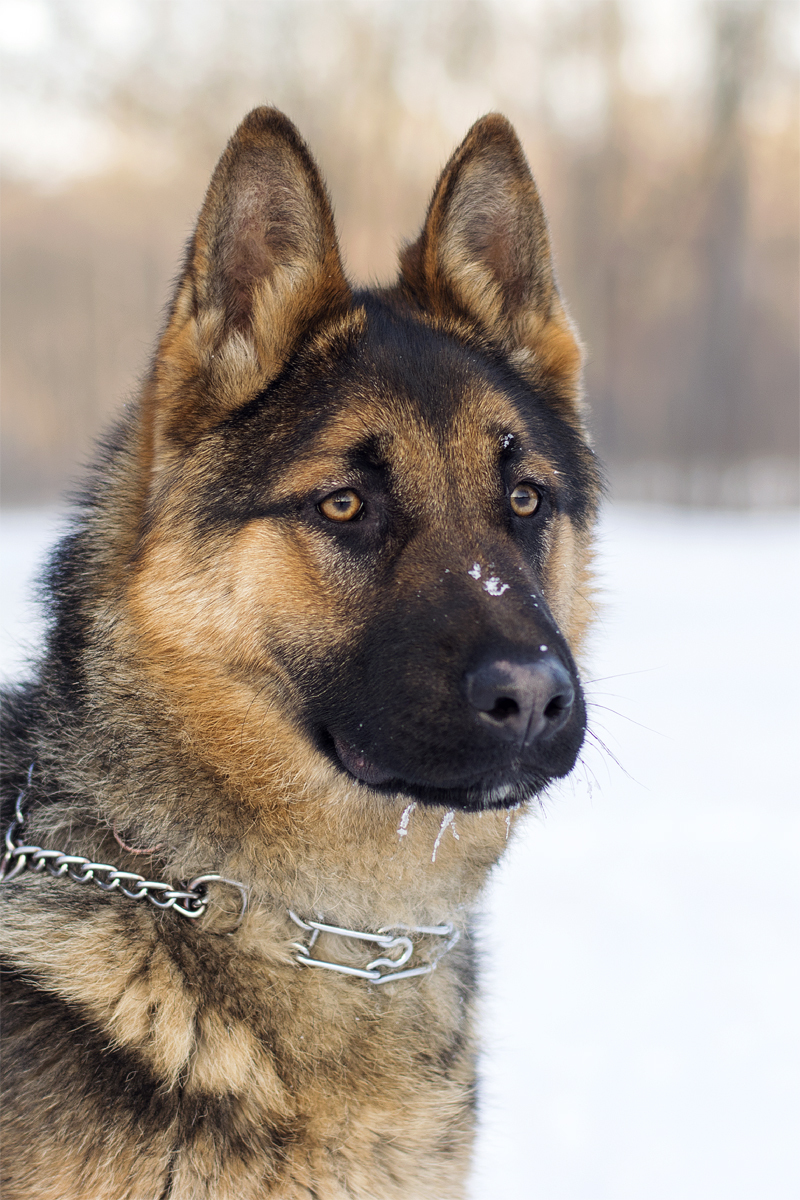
[123,109,599,814]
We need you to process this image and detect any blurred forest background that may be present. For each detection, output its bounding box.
[1,0,798,507]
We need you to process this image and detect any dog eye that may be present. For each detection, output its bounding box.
[319,489,363,522]
[509,482,541,517]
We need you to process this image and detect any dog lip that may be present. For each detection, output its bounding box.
[332,735,397,786]
[331,732,512,793]
[330,737,560,804]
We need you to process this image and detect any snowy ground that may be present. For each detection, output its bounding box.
[2,504,798,1199]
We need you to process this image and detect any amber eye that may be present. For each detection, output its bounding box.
[319,489,363,522]
[509,482,541,517]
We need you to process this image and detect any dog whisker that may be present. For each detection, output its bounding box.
[582,666,662,685]
[586,728,639,784]
[586,700,665,737]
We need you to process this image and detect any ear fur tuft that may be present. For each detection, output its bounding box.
[188,108,348,335]
[149,108,350,457]
[399,114,584,421]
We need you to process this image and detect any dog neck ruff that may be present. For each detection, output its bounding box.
[1,766,459,983]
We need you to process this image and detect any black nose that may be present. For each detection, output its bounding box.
[465,656,576,745]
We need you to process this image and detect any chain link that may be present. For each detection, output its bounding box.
[0,765,246,923]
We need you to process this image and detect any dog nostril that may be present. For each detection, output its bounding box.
[544,693,570,720]
[488,696,519,720]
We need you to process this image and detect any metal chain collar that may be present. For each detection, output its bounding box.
[0,765,247,923]
[2,765,461,983]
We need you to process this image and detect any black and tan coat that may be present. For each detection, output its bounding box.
[0,109,600,1199]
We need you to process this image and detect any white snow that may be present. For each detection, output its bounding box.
[432,809,457,862]
[397,801,416,839]
[2,503,798,1198]
[467,561,510,596]
[0,508,69,681]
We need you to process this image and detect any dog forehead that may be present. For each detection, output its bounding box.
[277,374,520,498]
[278,312,532,482]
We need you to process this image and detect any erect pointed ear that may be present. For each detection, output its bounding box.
[148,108,351,456]
[399,114,584,422]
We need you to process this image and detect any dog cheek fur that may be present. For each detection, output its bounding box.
[542,513,598,661]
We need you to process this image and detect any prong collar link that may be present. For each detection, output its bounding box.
[288,910,460,984]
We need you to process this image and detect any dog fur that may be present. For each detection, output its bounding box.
[0,108,600,1199]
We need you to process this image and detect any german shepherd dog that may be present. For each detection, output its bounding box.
[1,109,599,1199]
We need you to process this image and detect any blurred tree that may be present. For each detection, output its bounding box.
[696,0,763,463]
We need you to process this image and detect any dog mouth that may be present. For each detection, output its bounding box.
[330,733,556,810]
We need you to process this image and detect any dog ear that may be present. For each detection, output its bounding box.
[148,108,350,456]
[399,114,583,419]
